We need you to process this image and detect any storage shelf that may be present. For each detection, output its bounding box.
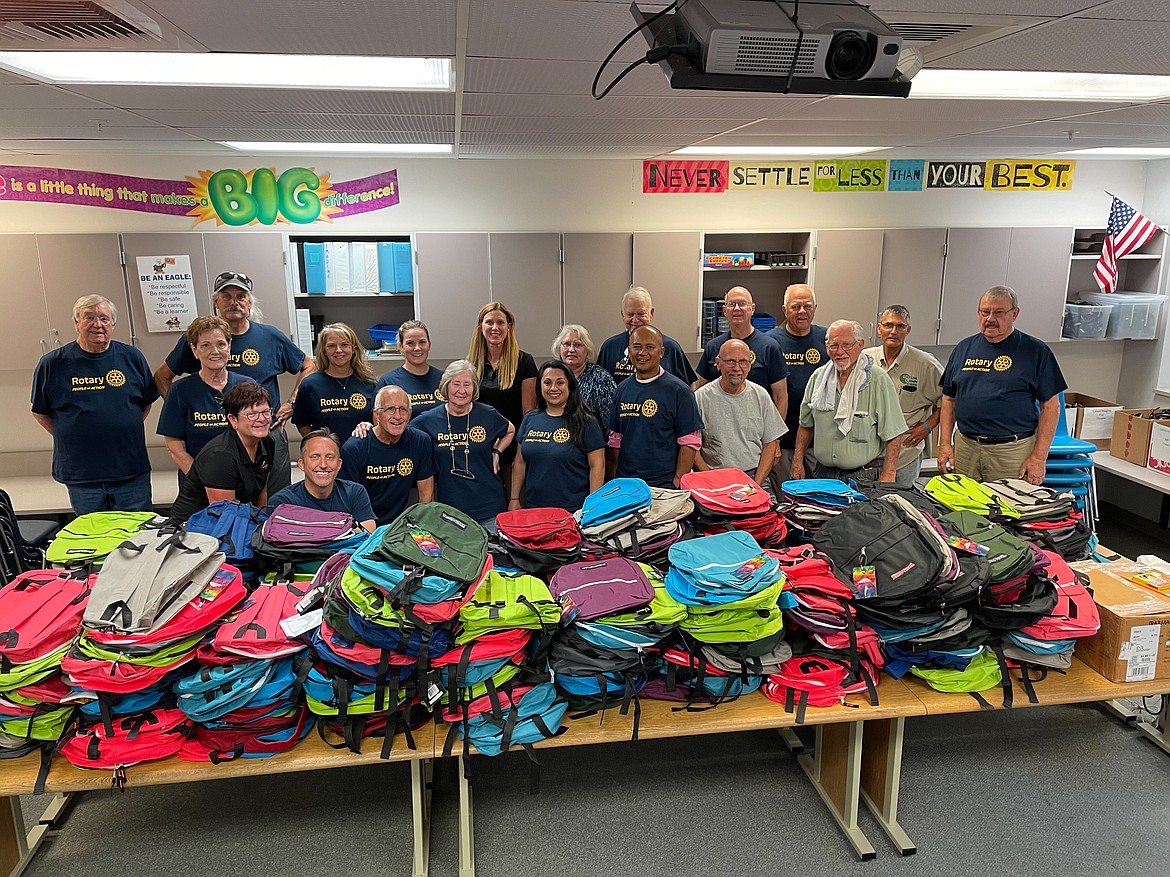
[294,292,414,298]
[701,265,805,272]
[1070,253,1161,261]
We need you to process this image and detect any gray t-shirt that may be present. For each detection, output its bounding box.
[695,380,787,473]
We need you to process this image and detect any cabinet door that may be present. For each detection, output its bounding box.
[203,233,292,337]
[877,228,946,344]
[488,233,563,361]
[1006,227,1073,342]
[120,233,212,369]
[632,231,701,352]
[37,234,130,349]
[563,233,632,354]
[938,228,1011,345]
[415,233,490,361]
[0,235,52,369]
[809,229,884,340]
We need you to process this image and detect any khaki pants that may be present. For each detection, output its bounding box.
[953,432,1036,482]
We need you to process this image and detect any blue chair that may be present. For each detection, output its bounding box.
[1045,456,1094,470]
[1048,393,1098,455]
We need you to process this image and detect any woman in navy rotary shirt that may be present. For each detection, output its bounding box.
[374,319,444,415]
[157,315,248,484]
[292,322,376,439]
[510,361,605,511]
[411,360,514,529]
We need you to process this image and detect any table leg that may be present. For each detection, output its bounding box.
[797,721,876,861]
[458,755,475,877]
[859,718,916,855]
[776,727,805,754]
[411,760,432,877]
[2,797,27,877]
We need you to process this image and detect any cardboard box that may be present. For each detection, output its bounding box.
[1064,392,1122,449]
[1151,421,1170,474]
[1110,408,1156,466]
[1076,566,1170,683]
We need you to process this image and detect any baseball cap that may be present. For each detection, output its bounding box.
[212,271,253,295]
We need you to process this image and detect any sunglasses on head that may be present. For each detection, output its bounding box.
[214,271,253,292]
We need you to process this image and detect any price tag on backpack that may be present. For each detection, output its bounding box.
[947,535,989,556]
[559,596,581,626]
[730,484,759,503]
[425,680,445,708]
[280,608,322,639]
[410,529,442,557]
[852,565,877,599]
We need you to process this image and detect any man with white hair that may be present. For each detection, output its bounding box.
[597,286,697,385]
[31,295,158,513]
[791,320,907,486]
[340,384,435,524]
[768,283,828,482]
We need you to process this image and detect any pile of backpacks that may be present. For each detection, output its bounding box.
[681,469,786,546]
[778,479,867,539]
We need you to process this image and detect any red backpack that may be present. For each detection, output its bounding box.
[0,569,93,668]
[763,655,878,723]
[495,507,581,551]
[177,705,311,763]
[681,468,774,518]
[214,580,313,659]
[59,708,193,774]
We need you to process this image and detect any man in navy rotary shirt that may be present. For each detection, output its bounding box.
[938,286,1066,484]
[597,286,697,386]
[267,431,376,531]
[695,286,788,416]
[607,325,703,488]
[768,283,828,483]
[341,385,436,524]
[31,295,158,514]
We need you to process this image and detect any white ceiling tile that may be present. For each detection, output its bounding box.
[468,0,646,62]
[465,57,670,95]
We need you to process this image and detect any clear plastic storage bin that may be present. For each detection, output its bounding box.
[1079,291,1167,340]
[1062,302,1113,339]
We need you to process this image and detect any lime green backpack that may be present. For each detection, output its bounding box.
[924,474,1020,521]
[594,563,688,628]
[0,704,75,742]
[45,511,158,565]
[680,604,784,644]
[686,576,786,616]
[457,571,561,644]
[910,649,1015,708]
[0,646,69,690]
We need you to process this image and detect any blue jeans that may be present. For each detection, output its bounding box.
[894,456,922,488]
[66,472,153,515]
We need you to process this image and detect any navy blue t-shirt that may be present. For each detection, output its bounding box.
[608,372,704,488]
[291,371,375,438]
[31,341,159,485]
[165,322,304,405]
[340,426,436,524]
[375,366,444,415]
[696,328,789,390]
[267,479,376,525]
[941,330,1067,437]
[767,324,828,448]
[156,371,249,458]
[411,403,510,522]
[597,331,697,386]
[517,411,605,510]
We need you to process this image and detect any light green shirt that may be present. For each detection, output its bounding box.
[799,362,908,471]
[863,343,943,468]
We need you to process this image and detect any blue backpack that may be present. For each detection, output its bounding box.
[460,682,568,757]
[781,479,867,507]
[579,479,652,529]
[186,501,267,565]
[664,531,781,606]
[174,660,276,723]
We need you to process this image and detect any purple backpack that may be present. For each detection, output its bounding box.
[549,557,654,621]
[261,504,356,547]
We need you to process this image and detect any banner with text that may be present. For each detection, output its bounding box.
[642,159,1075,193]
[0,164,401,225]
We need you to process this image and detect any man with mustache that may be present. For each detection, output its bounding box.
[937,286,1066,485]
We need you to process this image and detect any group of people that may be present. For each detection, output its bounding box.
[31,269,1067,528]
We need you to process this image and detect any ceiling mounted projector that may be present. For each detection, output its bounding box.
[676,0,902,80]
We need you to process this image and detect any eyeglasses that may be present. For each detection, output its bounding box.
[375,406,411,415]
[978,308,1013,319]
[560,341,587,349]
[236,408,275,422]
[723,302,753,311]
[214,271,253,292]
[786,303,815,311]
[878,322,909,331]
[78,313,114,326]
[717,356,752,368]
[826,342,860,352]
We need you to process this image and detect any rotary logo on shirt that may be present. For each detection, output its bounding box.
[641,399,658,417]
[993,355,1012,372]
[349,392,368,410]
[106,369,126,387]
[240,348,261,367]
[469,425,487,443]
[70,369,122,392]
[805,348,822,365]
[397,458,414,476]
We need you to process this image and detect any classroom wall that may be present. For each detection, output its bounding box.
[0,153,1156,474]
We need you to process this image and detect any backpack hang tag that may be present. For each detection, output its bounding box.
[294,585,326,614]
[852,565,877,599]
[410,529,442,557]
[425,679,445,708]
[559,596,581,626]
[279,607,322,639]
[947,535,989,556]
[730,484,759,503]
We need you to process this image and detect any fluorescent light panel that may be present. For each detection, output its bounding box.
[0,52,452,91]
[672,146,886,156]
[220,141,451,154]
[1059,147,1170,157]
[911,69,1170,102]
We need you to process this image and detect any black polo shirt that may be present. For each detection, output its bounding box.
[169,428,276,522]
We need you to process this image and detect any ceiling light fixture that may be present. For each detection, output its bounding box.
[0,52,452,91]
[220,142,452,154]
[910,69,1170,102]
[672,146,887,157]
[1058,147,1170,157]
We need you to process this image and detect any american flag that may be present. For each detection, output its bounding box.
[1094,196,1161,293]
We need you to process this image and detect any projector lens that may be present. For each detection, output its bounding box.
[826,31,874,80]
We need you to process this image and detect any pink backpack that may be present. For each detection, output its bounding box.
[681,468,773,517]
[0,569,93,667]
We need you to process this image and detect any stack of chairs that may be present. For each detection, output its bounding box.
[1044,392,1099,524]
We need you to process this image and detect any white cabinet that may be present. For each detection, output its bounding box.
[808,229,884,337]
[635,231,703,352]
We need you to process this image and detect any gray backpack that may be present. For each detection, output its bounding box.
[980,479,1074,523]
[83,527,223,633]
[576,487,694,541]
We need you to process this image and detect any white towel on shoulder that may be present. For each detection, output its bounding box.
[808,353,874,436]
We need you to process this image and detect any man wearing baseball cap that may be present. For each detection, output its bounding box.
[153,270,314,492]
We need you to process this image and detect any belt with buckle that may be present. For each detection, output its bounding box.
[962,430,1035,446]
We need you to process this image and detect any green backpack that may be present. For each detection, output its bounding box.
[594,563,687,628]
[685,576,787,615]
[680,604,784,644]
[0,646,68,690]
[939,510,1034,584]
[0,704,75,742]
[45,511,159,565]
[457,571,561,644]
[910,649,1008,711]
[924,474,1020,521]
[373,503,489,584]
